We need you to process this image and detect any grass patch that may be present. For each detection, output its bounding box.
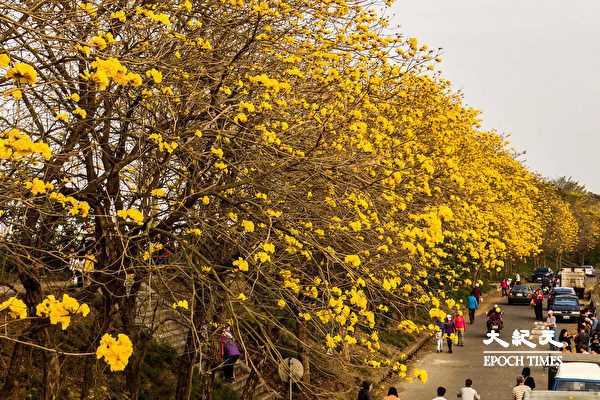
[378,330,413,350]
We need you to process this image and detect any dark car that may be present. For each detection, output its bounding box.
[550,295,581,321]
[507,285,534,305]
[547,287,577,310]
[531,267,554,283]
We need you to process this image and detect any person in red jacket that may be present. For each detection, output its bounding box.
[453,311,466,347]
[533,289,544,321]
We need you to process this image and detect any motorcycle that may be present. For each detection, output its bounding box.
[542,285,550,295]
[486,316,503,334]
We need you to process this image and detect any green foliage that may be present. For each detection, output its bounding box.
[378,330,414,349]
[139,342,178,400]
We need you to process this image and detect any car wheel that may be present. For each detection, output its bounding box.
[508,299,512,305]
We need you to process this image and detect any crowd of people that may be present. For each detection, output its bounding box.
[555,310,600,353]
[358,379,481,400]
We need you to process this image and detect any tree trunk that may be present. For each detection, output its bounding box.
[240,358,265,400]
[121,287,145,400]
[125,343,149,400]
[175,329,196,400]
[42,346,61,400]
[0,341,24,397]
[296,319,310,384]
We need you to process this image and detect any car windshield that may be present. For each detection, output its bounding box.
[534,268,549,273]
[555,380,600,391]
[512,286,530,292]
[554,289,575,295]
[554,297,579,306]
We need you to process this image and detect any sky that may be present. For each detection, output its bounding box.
[387,0,600,193]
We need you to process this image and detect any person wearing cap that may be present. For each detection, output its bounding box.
[442,314,457,353]
[471,283,482,304]
[453,311,466,346]
[457,378,480,400]
[544,310,558,349]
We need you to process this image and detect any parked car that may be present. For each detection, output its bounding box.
[547,287,577,310]
[550,295,582,321]
[584,265,595,277]
[531,267,554,282]
[507,285,534,305]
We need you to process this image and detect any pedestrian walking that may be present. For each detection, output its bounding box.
[219,326,241,383]
[501,278,508,297]
[544,310,558,349]
[84,250,96,286]
[457,378,480,400]
[443,314,456,353]
[433,386,448,400]
[467,294,478,324]
[436,328,444,353]
[454,311,466,346]
[383,387,399,400]
[512,375,531,400]
[67,247,83,286]
[532,289,544,321]
[515,272,521,285]
[357,380,372,400]
[471,283,482,304]
[522,367,535,389]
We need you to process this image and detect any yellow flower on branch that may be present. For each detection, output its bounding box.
[145,68,162,83]
[241,220,254,232]
[172,300,189,309]
[0,54,10,67]
[344,254,361,267]
[111,10,126,22]
[0,297,27,319]
[6,62,37,85]
[96,333,133,371]
[233,257,249,271]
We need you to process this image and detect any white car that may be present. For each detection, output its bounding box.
[584,265,595,276]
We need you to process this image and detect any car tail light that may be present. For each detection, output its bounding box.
[527,293,532,297]
[509,293,513,297]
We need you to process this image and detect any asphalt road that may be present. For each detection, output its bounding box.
[392,280,595,400]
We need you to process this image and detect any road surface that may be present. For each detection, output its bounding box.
[393,281,594,400]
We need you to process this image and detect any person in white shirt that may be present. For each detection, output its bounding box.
[433,386,448,400]
[457,379,480,400]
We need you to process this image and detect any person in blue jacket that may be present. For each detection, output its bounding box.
[467,294,478,324]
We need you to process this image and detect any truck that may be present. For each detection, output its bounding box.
[524,392,600,399]
[547,354,600,392]
[561,266,586,297]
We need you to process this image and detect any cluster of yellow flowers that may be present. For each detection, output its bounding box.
[96,333,134,371]
[172,300,189,309]
[0,129,51,161]
[36,294,90,330]
[0,297,27,319]
[117,209,144,225]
